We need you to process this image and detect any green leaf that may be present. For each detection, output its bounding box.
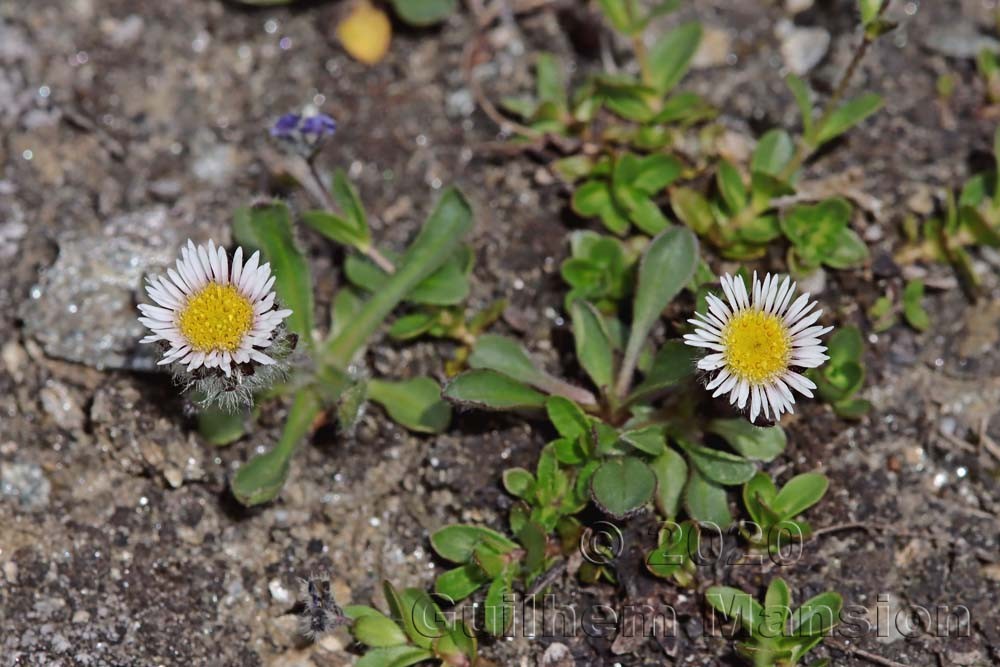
[815,93,883,146]
[742,472,779,525]
[671,187,716,235]
[824,227,869,269]
[631,154,683,194]
[572,180,630,235]
[331,169,369,237]
[649,448,688,518]
[678,439,757,486]
[331,287,364,339]
[551,155,596,183]
[751,129,794,177]
[685,469,732,528]
[827,326,863,365]
[619,227,699,395]
[786,74,814,139]
[648,22,702,95]
[231,390,322,506]
[356,646,435,667]
[383,585,446,648]
[628,341,696,404]
[615,187,670,234]
[345,249,471,306]
[708,419,786,462]
[651,91,715,124]
[646,519,697,580]
[430,524,518,563]
[749,173,795,212]
[902,279,930,331]
[571,300,615,391]
[353,613,409,647]
[234,203,315,341]
[368,377,451,434]
[705,586,764,634]
[634,0,681,32]
[546,396,590,439]
[717,161,748,214]
[764,578,793,636]
[442,370,547,411]
[468,334,546,386]
[502,468,535,498]
[607,93,656,124]
[833,397,872,419]
[791,592,843,635]
[781,199,851,266]
[619,425,667,456]
[389,0,456,26]
[597,0,634,33]
[197,406,246,446]
[302,210,368,247]
[435,564,489,601]
[590,456,656,518]
[323,188,473,368]
[859,0,881,24]
[772,473,829,518]
[484,570,515,635]
[535,53,565,108]
[388,311,437,340]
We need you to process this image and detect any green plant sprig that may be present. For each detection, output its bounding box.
[202,172,476,506]
[706,578,843,667]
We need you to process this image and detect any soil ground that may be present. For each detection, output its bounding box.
[1,0,999,666]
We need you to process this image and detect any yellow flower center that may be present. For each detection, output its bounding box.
[178,283,254,352]
[721,309,791,384]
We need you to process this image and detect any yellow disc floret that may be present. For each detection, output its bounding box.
[178,284,254,352]
[721,309,791,383]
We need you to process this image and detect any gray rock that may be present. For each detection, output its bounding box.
[692,26,733,69]
[924,24,1000,60]
[20,207,185,370]
[777,20,831,75]
[1,462,50,510]
[39,380,86,431]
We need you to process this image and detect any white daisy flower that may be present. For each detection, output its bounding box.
[138,240,294,408]
[683,272,833,424]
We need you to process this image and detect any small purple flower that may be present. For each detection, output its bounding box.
[300,113,337,137]
[270,113,302,138]
[269,111,338,158]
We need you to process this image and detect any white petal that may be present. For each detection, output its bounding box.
[250,349,275,365]
[714,374,739,397]
[239,251,261,293]
[788,310,823,335]
[720,274,740,312]
[782,371,815,397]
[698,353,726,371]
[750,386,761,423]
[784,294,813,324]
[217,245,229,285]
[706,368,731,390]
[231,246,244,287]
[736,379,750,409]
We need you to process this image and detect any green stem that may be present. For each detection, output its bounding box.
[778,1,888,182]
[273,389,323,459]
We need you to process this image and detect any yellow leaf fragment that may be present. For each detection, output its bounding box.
[337,2,391,65]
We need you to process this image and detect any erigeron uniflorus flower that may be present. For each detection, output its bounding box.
[138,240,294,408]
[683,272,832,424]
